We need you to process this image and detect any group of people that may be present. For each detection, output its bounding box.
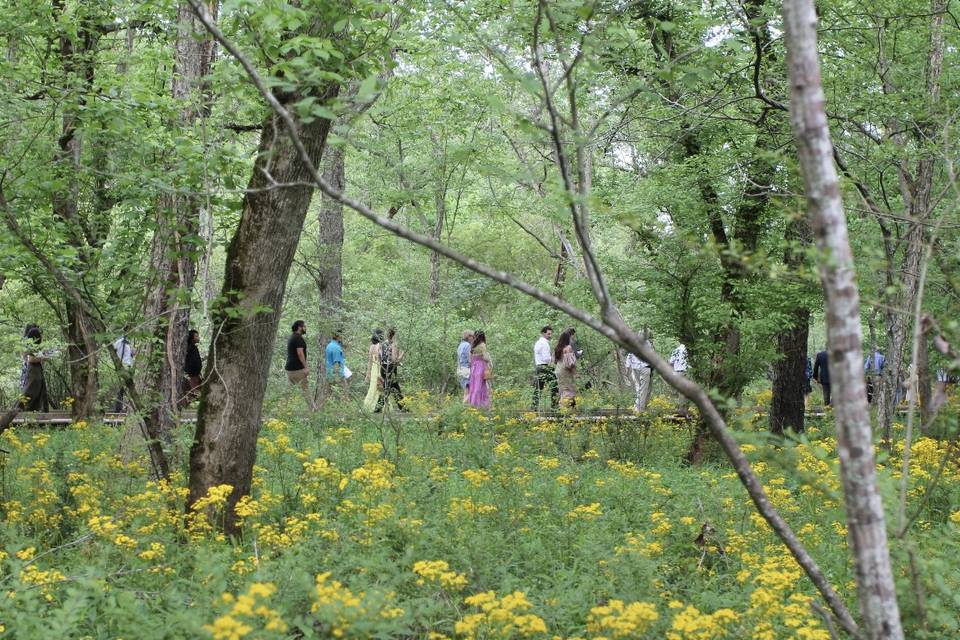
[15,322,205,414]
[809,347,886,407]
[282,321,408,414]
[278,321,694,415]
[455,326,580,411]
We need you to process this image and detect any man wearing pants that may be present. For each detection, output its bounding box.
[285,320,317,412]
[531,325,558,411]
[813,348,831,406]
[625,350,652,412]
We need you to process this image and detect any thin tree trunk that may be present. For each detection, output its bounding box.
[51,4,100,420]
[918,328,931,424]
[783,1,904,636]
[139,0,218,438]
[875,0,946,444]
[188,85,339,534]
[315,142,346,388]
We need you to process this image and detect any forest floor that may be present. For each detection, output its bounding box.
[1,390,958,639]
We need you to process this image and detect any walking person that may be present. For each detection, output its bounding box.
[325,332,348,396]
[864,348,885,404]
[624,344,652,412]
[530,325,558,412]
[457,330,474,402]
[813,347,831,407]
[363,331,383,413]
[19,323,38,394]
[375,328,406,412]
[285,320,318,412]
[669,343,689,376]
[21,326,51,412]
[466,330,492,409]
[804,356,814,410]
[181,329,203,408]
[554,328,578,409]
[112,334,136,412]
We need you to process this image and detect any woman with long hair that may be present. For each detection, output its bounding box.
[466,330,492,409]
[554,328,577,409]
[363,330,383,412]
[21,326,50,411]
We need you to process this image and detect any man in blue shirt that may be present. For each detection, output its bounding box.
[325,333,346,381]
[865,349,885,404]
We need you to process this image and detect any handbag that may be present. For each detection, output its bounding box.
[562,350,576,370]
[482,365,493,381]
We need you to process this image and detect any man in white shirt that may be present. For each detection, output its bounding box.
[669,343,689,375]
[531,325,558,411]
[624,343,653,412]
[112,335,136,412]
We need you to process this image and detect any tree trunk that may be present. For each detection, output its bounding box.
[770,310,809,434]
[188,85,339,534]
[429,187,445,302]
[783,1,904,637]
[917,329,931,424]
[875,0,946,444]
[315,142,346,386]
[51,6,100,420]
[139,0,217,438]
[770,215,813,434]
[64,299,99,419]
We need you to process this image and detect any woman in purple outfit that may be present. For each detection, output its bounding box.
[466,330,492,409]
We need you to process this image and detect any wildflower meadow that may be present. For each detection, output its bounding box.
[2,391,959,639]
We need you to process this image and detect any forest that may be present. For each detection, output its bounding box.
[1,0,959,638]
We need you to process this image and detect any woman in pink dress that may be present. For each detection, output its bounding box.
[466,330,491,409]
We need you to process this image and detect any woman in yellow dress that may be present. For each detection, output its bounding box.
[363,331,383,412]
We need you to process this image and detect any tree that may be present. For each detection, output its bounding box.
[138,0,219,439]
[782,0,904,635]
[185,0,394,533]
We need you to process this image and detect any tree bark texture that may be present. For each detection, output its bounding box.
[783,1,905,637]
[139,0,218,438]
[770,310,809,434]
[770,216,813,434]
[188,88,339,534]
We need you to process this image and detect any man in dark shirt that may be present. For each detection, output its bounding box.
[285,320,317,411]
[181,329,203,407]
[812,348,831,406]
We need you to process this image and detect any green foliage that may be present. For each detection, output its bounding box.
[3,400,960,638]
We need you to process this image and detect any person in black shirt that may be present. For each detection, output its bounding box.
[285,320,317,411]
[812,348,831,406]
[181,329,203,407]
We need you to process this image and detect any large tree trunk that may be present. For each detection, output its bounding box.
[139,1,217,437]
[770,216,813,434]
[770,310,809,434]
[783,1,904,637]
[188,82,339,533]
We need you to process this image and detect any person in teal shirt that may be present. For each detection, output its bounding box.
[325,333,346,379]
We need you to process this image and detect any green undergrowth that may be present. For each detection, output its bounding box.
[1,392,959,639]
